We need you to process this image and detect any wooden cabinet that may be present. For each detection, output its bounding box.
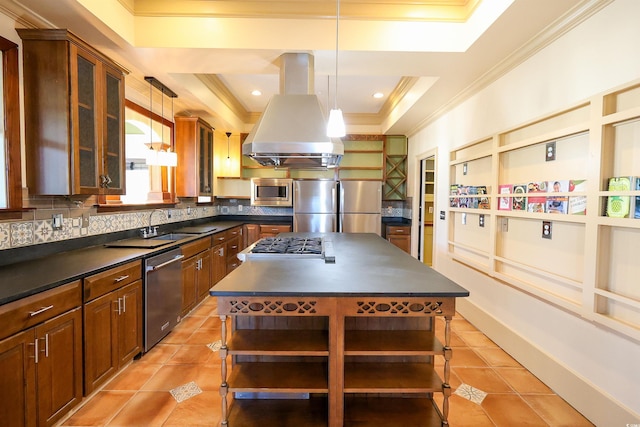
[259,224,291,238]
[0,281,83,427]
[175,117,214,200]
[384,135,408,200]
[217,295,456,426]
[18,29,126,196]
[243,223,260,247]
[386,224,411,254]
[210,226,243,282]
[83,261,143,394]
[180,237,212,316]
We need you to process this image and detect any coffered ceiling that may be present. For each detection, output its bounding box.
[2,0,604,135]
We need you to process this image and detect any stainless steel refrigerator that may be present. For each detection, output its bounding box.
[339,181,382,235]
[293,179,338,232]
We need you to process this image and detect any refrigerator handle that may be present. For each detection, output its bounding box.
[333,186,337,211]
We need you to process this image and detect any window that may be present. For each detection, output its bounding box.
[119,100,174,205]
[0,36,21,212]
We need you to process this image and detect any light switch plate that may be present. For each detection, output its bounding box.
[440,211,446,220]
[461,213,467,225]
[52,213,63,230]
[82,213,90,228]
[463,162,468,175]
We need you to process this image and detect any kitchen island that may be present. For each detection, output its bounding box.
[210,233,469,427]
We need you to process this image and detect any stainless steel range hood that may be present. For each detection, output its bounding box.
[242,53,344,169]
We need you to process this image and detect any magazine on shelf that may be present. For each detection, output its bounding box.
[477,186,490,209]
[606,176,632,218]
[458,185,470,209]
[468,186,479,208]
[498,184,513,210]
[526,181,547,213]
[568,179,587,215]
[635,177,640,219]
[512,184,527,211]
[450,184,459,208]
[546,180,569,214]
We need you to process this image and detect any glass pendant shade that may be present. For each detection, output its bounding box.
[327,108,346,137]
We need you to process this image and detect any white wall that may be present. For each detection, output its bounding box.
[408,0,640,424]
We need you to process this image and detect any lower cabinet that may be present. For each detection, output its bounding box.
[385,224,411,254]
[181,237,212,316]
[83,261,143,395]
[211,241,227,286]
[0,281,83,427]
[259,224,291,238]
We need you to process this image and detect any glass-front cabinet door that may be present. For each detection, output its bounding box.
[198,122,213,197]
[74,47,100,194]
[102,66,125,194]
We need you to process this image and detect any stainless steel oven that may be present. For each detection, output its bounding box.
[250,178,293,206]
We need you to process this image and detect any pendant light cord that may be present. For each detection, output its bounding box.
[334,0,340,110]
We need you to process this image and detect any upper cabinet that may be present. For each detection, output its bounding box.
[18,29,127,196]
[175,116,214,201]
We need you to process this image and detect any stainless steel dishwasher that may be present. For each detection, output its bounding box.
[144,247,184,352]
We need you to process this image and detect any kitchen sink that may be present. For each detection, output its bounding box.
[150,233,194,241]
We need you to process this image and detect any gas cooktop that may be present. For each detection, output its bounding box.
[238,236,335,263]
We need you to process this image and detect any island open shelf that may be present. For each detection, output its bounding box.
[211,233,468,427]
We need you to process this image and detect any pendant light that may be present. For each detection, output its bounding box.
[225,132,232,168]
[327,0,346,138]
[144,76,178,167]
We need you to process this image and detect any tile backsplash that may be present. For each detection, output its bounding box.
[1,198,409,251]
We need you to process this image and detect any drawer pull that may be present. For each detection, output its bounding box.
[114,275,129,283]
[29,305,54,317]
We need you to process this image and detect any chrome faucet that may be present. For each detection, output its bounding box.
[140,209,167,238]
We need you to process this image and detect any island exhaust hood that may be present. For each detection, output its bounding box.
[242,53,344,169]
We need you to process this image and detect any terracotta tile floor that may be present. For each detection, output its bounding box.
[58,297,594,427]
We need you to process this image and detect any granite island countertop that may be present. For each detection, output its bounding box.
[210,232,469,297]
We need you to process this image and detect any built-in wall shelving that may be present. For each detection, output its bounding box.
[448,79,640,342]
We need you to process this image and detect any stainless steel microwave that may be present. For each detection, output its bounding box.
[250,178,293,207]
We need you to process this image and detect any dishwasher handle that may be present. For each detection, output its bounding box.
[146,254,184,272]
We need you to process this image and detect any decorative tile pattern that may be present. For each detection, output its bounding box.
[0,222,10,249]
[454,383,488,404]
[10,221,34,247]
[207,340,222,352]
[169,381,202,403]
[34,219,54,243]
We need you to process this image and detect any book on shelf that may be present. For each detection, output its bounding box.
[568,179,587,215]
[477,186,490,209]
[526,181,547,213]
[546,180,569,214]
[513,184,527,211]
[606,176,632,218]
[498,184,513,210]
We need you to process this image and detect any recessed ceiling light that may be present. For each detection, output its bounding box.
[373,92,384,99]
[251,90,262,96]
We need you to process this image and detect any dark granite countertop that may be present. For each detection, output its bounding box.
[210,233,469,298]
[0,221,244,305]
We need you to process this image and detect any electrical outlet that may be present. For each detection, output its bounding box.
[463,162,468,175]
[238,204,243,212]
[479,214,485,227]
[187,206,192,215]
[542,221,552,239]
[82,213,90,228]
[439,211,446,220]
[545,141,556,161]
[52,213,63,230]
[167,210,172,219]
